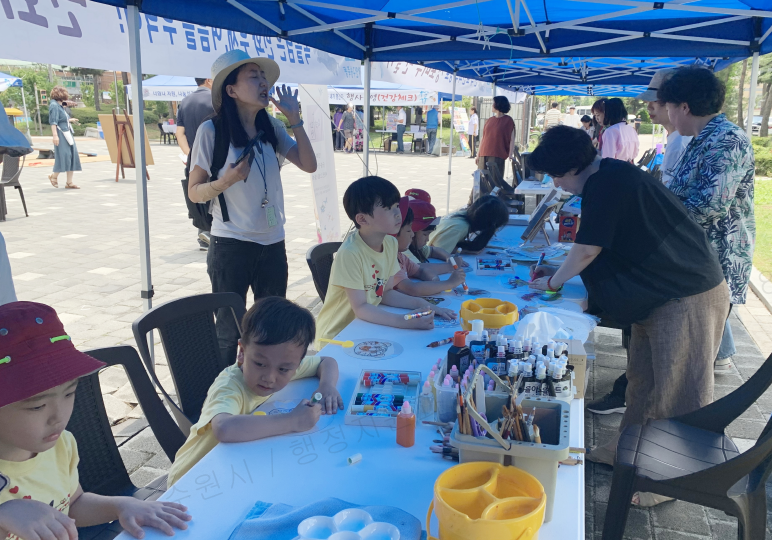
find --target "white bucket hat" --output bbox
[210,49,280,113]
[637,68,677,102]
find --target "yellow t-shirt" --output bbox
[315,232,400,347]
[405,244,432,264]
[167,356,322,486]
[428,215,470,253]
[0,431,79,539]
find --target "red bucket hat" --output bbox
[0,302,106,408]
[405,188,431,203]
[390,196,411,238]
[409,199,438,232]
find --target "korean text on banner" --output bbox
[297,85,341,244]
[0,0,361,84]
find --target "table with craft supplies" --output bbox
[118,222,588,540]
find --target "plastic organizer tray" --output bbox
[344,370,421,428]
[298,509,400,540]
[459,298,519,333]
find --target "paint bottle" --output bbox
[508,359,518,378]
[437,376,457,423]
[491,345,508,377]
[546,347,555,360]
[531,340,540,359]
[447,331,471,374]
[470,332,489,367]
[487,379,495,391]
[553,366,573,399]
[420,381,434,417]
[396,400,416,448]
[513,340,523,361]
[523,338,531,357]
[535,364,548,396]
[521,363,539,396]
[449,365,460,383]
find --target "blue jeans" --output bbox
[426,128,437,154]
[396,124,405,152]
[716,315,736,361]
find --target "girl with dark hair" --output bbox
[476,96,515,178]
[428,195,509,254]
[590,98,606,150]
[187,49,317,364]
[600,97,639,162]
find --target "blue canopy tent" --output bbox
[88,0,772,324]
[0,72,31,141]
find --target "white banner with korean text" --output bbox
[297,84,341,244]
[0,0,361,85]
[328,88,437,107]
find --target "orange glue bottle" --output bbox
[396,400,416,448]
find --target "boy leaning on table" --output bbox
[0,301,192,540]
[167,297,343,487]
[314,176,457,348]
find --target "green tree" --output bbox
[638,108,650,122]
[2,67,57,133]
[109,80,126,111]
[758,53,772,137]
[71,68,104,111]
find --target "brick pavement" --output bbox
[3,137,772,538]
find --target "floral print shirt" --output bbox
[669,114,755,304]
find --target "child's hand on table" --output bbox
[116,499,191,538]
[0,499,77,540]
[403,311,435,330]
[314,382,345,415]
[448,268,466,287]
[288,399,322,431]
[434,307,458,320]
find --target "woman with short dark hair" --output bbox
[659,66,755,371]
[528,126,729,483]
[590,98,606,149]
[600,97,639,162]
[47,86,81,189]
[475,95,515,180]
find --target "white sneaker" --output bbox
[714,357,732,372]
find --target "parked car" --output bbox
[747,115,772,136]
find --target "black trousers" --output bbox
[469,135,477,157]
[207,236,288,365]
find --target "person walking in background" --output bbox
[543,101,562,129]
[591,98,607,150]
[338,104,356,154]
[600,98,639,162]
[333,107,344,150]
[47,86,81,189]
[177,77,215,251]
[634,114,642,133]
[396,105,406,154]
[425,105,439,155]
[563,105,582,128]
[476,96,515,180]
[467,106,479,158]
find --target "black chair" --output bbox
[306,242,342,302]
[0,154,29,221]
[68,346,186,540]
[132,292,246,431]
[157,122,167,144]
[603,352,772,540]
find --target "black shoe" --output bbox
[586,392,626,415]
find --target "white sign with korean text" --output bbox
[0,1,361,85]
[297,84,341,243]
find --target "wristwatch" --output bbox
[289,119,304,129]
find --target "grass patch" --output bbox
[756,178,772,279]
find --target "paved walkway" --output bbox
[4,137,772,538]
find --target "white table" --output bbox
[515,180,571,198]
[161,124,177,134]
[118,224,586,540]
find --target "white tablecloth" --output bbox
[162,124,176,134]
[117,224,586,540]
[515,180,569,198]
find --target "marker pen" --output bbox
[405,310,433,320]
[450,253,469,292]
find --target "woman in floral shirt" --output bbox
[660,67,755,371]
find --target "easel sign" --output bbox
[521,195,562,246]
[99,113,153,182]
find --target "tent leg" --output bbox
[492,81,497,98]
[446,70,457,215]
[20,87,31,142]
[127,4,155,361]
[746,51,760,140]
[363,57,371,176]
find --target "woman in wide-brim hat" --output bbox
[187,49,317,364]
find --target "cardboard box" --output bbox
[558,214,580,243]
[566,339,587,399]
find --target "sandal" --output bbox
[65,182,80,189]
[48,174,58,188]
[632,492,674,507]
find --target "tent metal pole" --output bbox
[113,70,120,114]
[746,51,759,140]
[446,70,456,215]
[363,57,371,176]
[127,4,155,360]
[20,86,31,142]
[492,81,497,97]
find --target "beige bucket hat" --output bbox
[637,68,677,102]
[211,49,280,112]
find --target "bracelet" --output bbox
[289,119,304,129]
[547,276,563,292]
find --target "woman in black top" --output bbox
[528,126,729,485]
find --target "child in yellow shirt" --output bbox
[315,176,455,346]
[0,301,192,540]
[168,296,342,486]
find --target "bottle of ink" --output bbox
[420,381,434,417]
[531,340,540,359]
[447,331,471,374]
[487,379,496,392]
[546,347,555,360]
[553,366,573,399]
[469,323,488,367]
[535,364,548,396]
[508,359,518,378]
[521,364,539,397]
[513,340,523,361]
[396,400,416,447]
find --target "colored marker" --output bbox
[405,310,433,320]
[309,392,323,405]
[363,372,419,386]
[449,255,469,292]
[427,337,454,348]
[536,252,546,266]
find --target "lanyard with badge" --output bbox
[234,131,278,228]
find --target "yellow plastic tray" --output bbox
[460,298,519,331]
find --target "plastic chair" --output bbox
[0,154,28,221]
[306,242,342,302]
[69,346,186,540]
[602,352,772,540]
[132,292,247,431]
